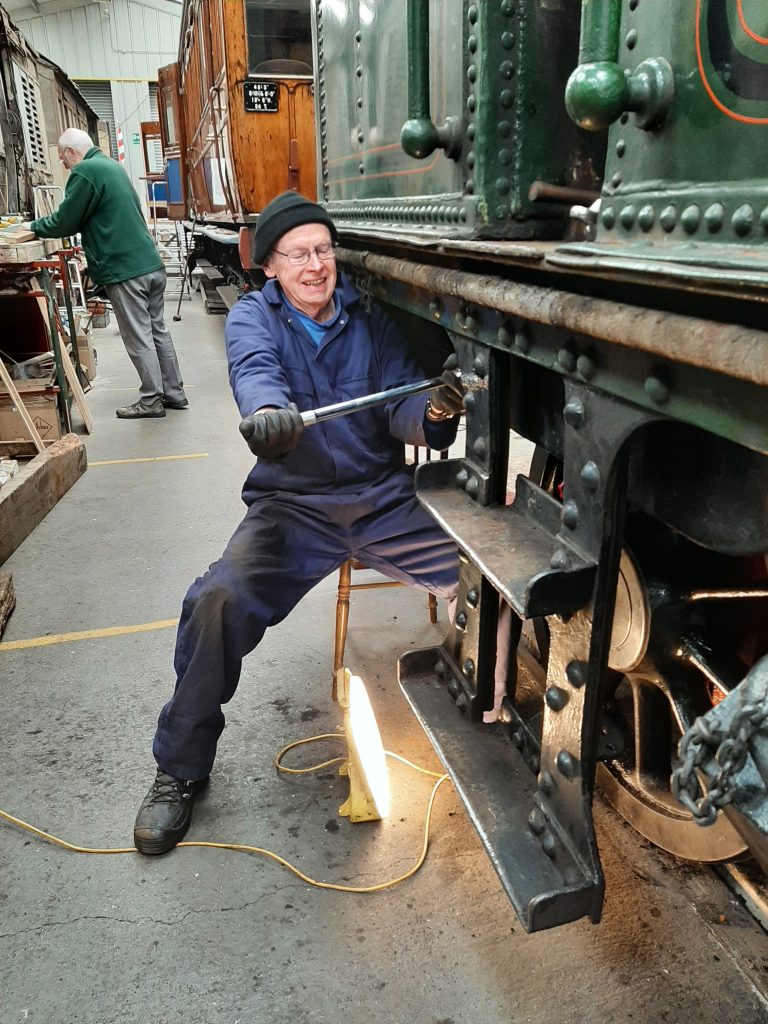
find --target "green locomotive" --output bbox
[315,0,768,932]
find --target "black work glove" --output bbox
[427,354,465,420]
[239,402,304,458]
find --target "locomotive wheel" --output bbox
[528,450,766,862]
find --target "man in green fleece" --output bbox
[26,127,188,419]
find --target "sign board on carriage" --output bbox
[244,81,279,113]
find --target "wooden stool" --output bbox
[333,558,438,687]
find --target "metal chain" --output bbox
[672,699,768,826]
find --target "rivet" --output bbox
[464,392,476,410]
[705,202,725,233]
[456,692,469,712]
[473,354,487,376]
[466,589,479,608]
[577,353,596,380]
[565,661,586,687]
[467,151,475,169]
[557,346,577,372]
[357,97,363,108]
[468,64,477,83]
[515,329,531,353]
[500,60,515,79]
[355,65,363,77]
[456,468,469,487]
[539,770,555,796]
[496,177,511,195]
[467,124,476,141]
[447,678,460,699]
[556,750,578,779]
[462,658,475,678]
[528,808,546,836]
[498,120,511,137]
[580,461,600,491]
[638,204,655,231]
[660,205,677,232]
[550,549,569,570]
[501,31,515,48]
[466,178,475,194]
[545,686,569,711]
[501,0,515,14]
[541,832,557,857]
[498,322,514,347]
[561,501,579,529]
[495,205,509,220]
[500,89,514,108]
[611,172,622,188]
[468,34,478,53]
[435,659,445,678]
[620,204,636,229]
[468,3,478,23]
[358,163,365,174]
[498,148,512,165]
[357,131,364,144]
[616,139,626,157]
[355,31,361,43]
[625,28,638,49]
[563,398,584,427]
[681,205,700,234]
[644,373,670,405]
[732,204,755,237]
[602,206,616,229]
[466,476,480,498]
[472,437,488,458]
[467,96,477,113]
[456,611,467,629]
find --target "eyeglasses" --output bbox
[272,242,338,266]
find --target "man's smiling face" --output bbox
[263,223,337,322]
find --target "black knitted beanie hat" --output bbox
[253,191,338,265]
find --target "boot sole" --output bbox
[115,411,166,419]
[134,826,190,856]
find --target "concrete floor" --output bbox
[1,290,767,1024]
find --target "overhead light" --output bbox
[336,669,390,822]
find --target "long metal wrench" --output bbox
[299,371,480,427]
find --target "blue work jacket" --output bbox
[224,275,457,500]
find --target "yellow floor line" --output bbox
[0,618,179,651]
[89,453,208,466]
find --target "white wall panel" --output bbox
[13,0,181,203]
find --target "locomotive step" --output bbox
[399,646,604,933]
[414,459,595,619]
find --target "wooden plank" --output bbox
[0,439,57,458]
[0,572,15,639]
[59,343,94,433]
[216,284,238,310]
[0,434,87,565]
[0,361,45,453]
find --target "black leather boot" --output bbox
[133,770,208,855]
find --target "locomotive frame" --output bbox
[157,0,768,934]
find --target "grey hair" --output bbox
[58,128,94,154]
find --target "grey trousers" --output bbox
[106,269,186,404]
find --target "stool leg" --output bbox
[428,592,438,624]
[333,559,353,698]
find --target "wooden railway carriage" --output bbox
[158,0,317,231]
[313,0,768,932]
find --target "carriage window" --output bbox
[245,0,313,76]
[164,97,177,146]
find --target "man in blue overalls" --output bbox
[133,192,465,854]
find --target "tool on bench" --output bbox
[299,371,481,427]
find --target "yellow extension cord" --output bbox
[0,733,451,894]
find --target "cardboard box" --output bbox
[76,331,97,381]
[0,390,61,444]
